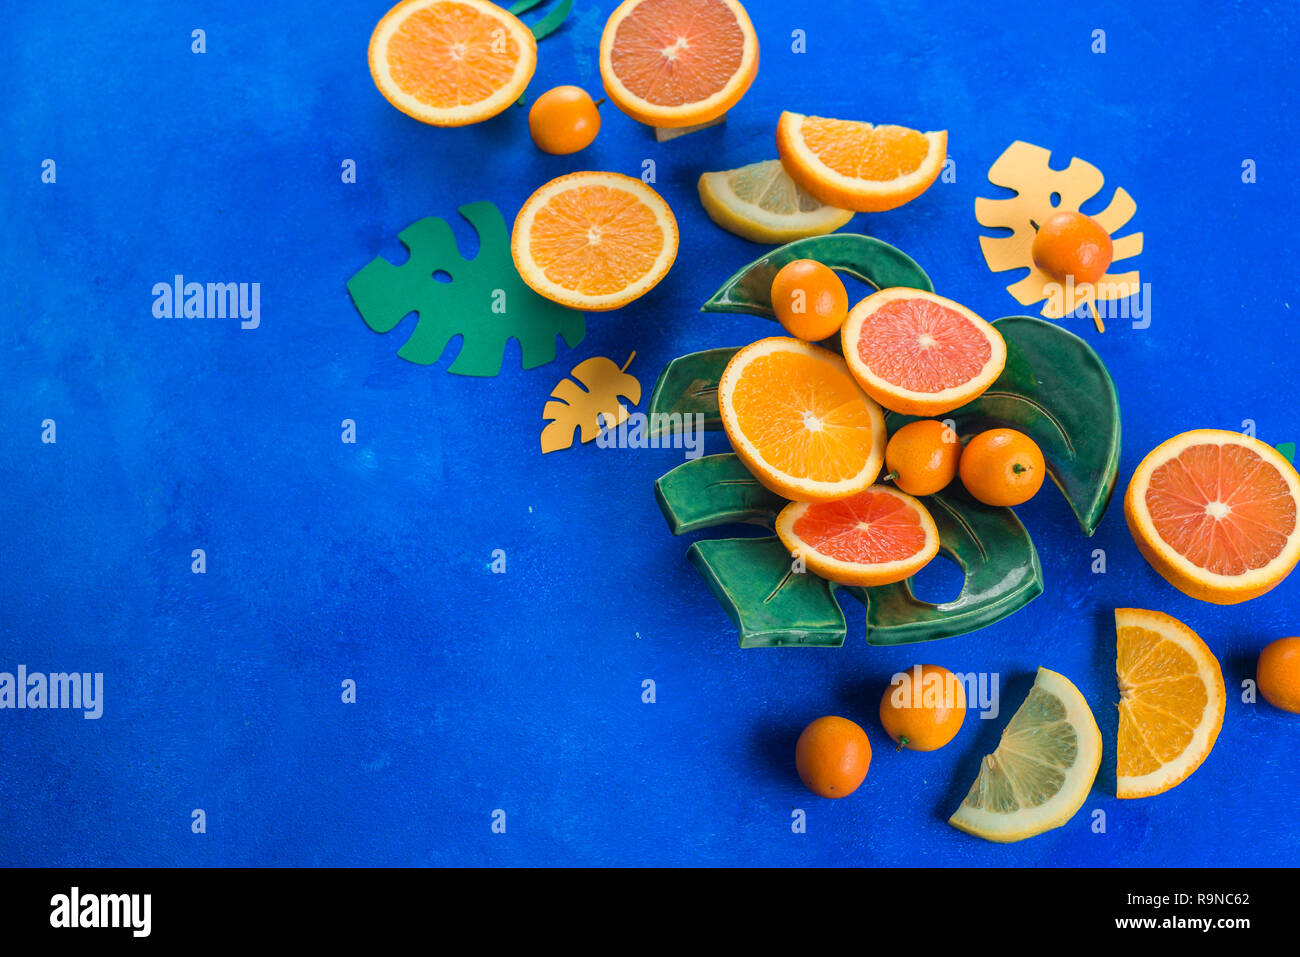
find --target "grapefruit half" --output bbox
[775,485,939,587]
[1124,430,1300,604]
[840,288,1006,416]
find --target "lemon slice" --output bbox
[949,667,1101,843]
[697,160,853,244]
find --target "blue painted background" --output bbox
[2,0,1296,866]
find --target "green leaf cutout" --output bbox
[885,316,1120,535]
[655,454,1041,647]
[1278,442,1296,464]
[347,202,585,377]
[701,233,934,320]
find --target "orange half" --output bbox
[1115,608,1225,798]
[841,288,1006,416]
[511,171,679,311]
[776,486,940,586]
[718,338,886,502]
[776,112,947,212]
[599,0,759,128]
[369,0,537,127]
[1124,430,1300,604]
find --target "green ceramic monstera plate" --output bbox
[650,234,1120,647]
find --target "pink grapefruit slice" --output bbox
[1124,429,1300,604]
[599,0,759,129]
[840,288,1006,416]
[775,485,940,587]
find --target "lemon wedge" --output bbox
[949,667,1101,843]
[697,160,853,244]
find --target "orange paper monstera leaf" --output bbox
[976,141,1143,331]
[540,352,642,453]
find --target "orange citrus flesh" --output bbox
[532,187,661,296]
[1145,442,1296,576]
[600,0,758,127]
[841,289,1006,416]
[610,0,742,106]
[1125,430,1300,604]
[776,112,947,212]
[1115,608,1225,798]
[369,0,536,126]
[791,491,929,564]
[856,297,991,393]
[718,339,885,503]
[775,486,939,586]
[799,118,933,181]
[389,7,519,105]
[732,353,876,484]
[511,172,678,311]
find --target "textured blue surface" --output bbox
[1,0,1297,867]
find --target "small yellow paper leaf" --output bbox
[540,352,642,454]
[975,141,1143,324]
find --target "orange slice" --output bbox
[1115,608,1226,798]
[1124,430,1300,604]
[511,171,679,311]
[840,288,1006,416]
[599,0,759,128]
[368,0,537,127]
[718,338,886,502]
[776,112,947,212]
[775,486,939,586]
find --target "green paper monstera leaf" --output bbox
[348,202,585,377]
[655,454,1042,647]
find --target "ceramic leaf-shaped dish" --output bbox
[650,234,1120,646]
[655,454,1042,647]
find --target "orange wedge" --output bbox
[718,338,886,502]
[775,486,939,586]
[368,0,537,127]
[776,112,947,212]
[1115,608,1226,798]
[511,171,679,311]
[1125,430,1300,604]
[841,288,1006,416]
[599,0,759,128]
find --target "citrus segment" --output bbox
[841,288,1006,416]
[369,0,537,127]
[698,160,853,244]
[511,171,679,311]
[600,0,759,128]
[775,486,939,586]
[949,667,1101,843]
[1124,430,1300,603]
[1115,608,1225,798]
[776,112,947,212]
[717,338,886,502]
